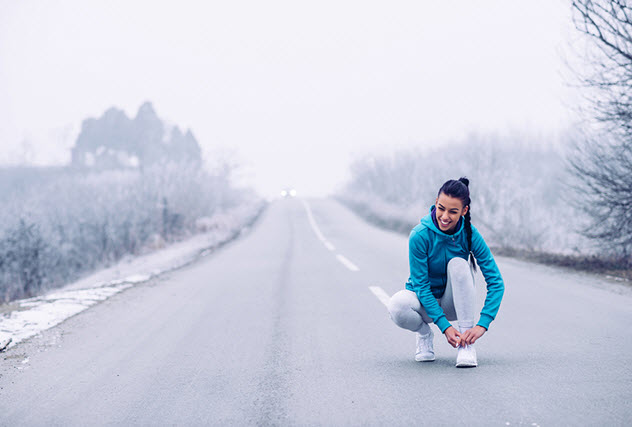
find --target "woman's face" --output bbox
[435,193,468,233]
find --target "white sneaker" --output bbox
[455,343,477,367]
[415,330,435,362]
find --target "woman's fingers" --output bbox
[460,329,476,345]
[461,326,485,345]
[464,332,474,345]
[445,326,462,348]
[452,330,462,348]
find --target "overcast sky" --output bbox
[0,0,576,196]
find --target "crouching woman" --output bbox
[388,177,504,367]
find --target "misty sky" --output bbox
[0,0,576,196]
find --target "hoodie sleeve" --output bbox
[470,226,505,330]
[408,229,452,333]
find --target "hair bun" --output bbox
[458,177,470,187]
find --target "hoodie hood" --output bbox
[421,205,465,237]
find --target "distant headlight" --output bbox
[289,189,297,197]
[281,190,288,197]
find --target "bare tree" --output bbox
[569,0,632,262]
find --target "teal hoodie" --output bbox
[405,206,504,333]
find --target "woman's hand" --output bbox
[443,326,462,348]
[460,325,487,345]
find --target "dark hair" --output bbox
[438,177,477,271]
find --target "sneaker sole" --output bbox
[455,362,477,368]
[415,356,436,362]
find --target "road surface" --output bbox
[1,198,631,426]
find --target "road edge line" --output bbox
[369,286,391,307]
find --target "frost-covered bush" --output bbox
[340,133,590,254]
[0,220,50,298]
[0,162,259,302]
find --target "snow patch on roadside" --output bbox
[0,283,132,349]
[0,202,265,351]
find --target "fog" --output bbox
[0,1,591,301]
[0,0,575,197]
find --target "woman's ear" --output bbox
[462,205,469,216]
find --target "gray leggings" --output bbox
[387,257,475,334]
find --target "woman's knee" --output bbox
[387,290,422,329]
[448,257,473,285]
[388,290,420,313]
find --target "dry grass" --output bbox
[491,246,631,282]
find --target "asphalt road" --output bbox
[1,198,631,426]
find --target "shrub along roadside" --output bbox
[0,163,261,302]
[491,247,631,281]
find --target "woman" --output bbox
[387,177,504,367]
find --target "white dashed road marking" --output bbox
[369,286,391,307]
[302,200,336,251]
[336,254,359,272]
[301,200,360,272]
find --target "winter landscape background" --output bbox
[1,2,631,425]
[1,0,631,303]
[0,102,261,302]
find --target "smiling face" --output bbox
[435,193,469,233]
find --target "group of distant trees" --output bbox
[0,103,260,302]
[71,102,202,170]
